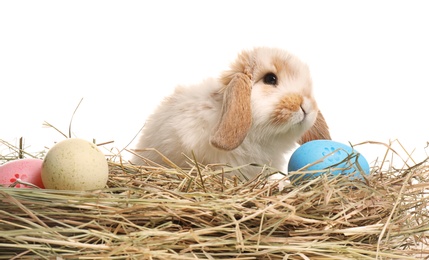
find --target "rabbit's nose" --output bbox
[271,93,304,124]
[300,104,307,115]
[300,97,315,115]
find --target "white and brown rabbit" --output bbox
[130,47,330,179]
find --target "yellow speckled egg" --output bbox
[41,138,108,190]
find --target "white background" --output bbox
[1,1,429,167]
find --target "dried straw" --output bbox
[1,139,429,259]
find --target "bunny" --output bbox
[130,47,331,179]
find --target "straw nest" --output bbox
[1,140,429,259]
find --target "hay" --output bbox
[1,140,429,259]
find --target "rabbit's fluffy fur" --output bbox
[130,47,330,179]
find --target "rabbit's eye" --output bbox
[263,73,278,86]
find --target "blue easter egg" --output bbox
[288,140,370,184]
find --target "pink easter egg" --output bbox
[0,158,44,188]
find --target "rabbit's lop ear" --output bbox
[298,110,331,145]
[210,70,253,151]
[210,72,252,150]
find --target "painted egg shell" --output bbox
[288,140,370,184]
[0,158,44,188]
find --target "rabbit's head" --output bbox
[210,47,327,151]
